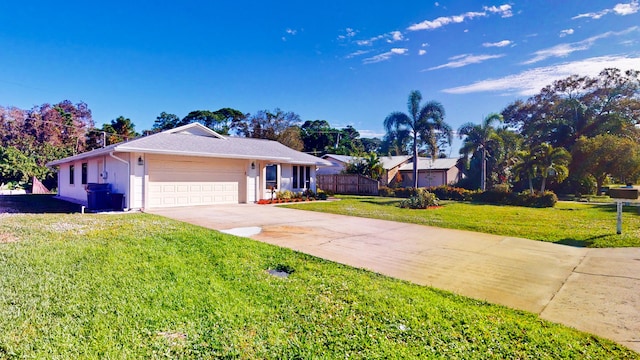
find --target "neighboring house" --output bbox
[46,123,331,210]
[398,157,461,188]
[318,154,411,186]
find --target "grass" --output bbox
[284,196,640,248]
[1,211,637,358]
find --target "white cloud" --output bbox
[407,11,486,31]
[482,40,512,47]
[614,0,640,15]
[356,34,385,46]
[388,31,404,42]
[408,4,511,31]
[286,29,297,35]
[483,4,513,18]
[337,27,357,40]
[559,29,574,37]
[345,49,371,59]
[427,54,505,70]
[572,0,639,19]
[523,26,639,64]
[442,55,640,95]
[419,49,427,56]
[363,48,408,64]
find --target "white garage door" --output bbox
[147,156,245,208]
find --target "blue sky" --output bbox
[1,1,639,154]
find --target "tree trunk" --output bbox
[528,175,534,193]
[481,148,486,191]
[540,175,547,193]
[413,133,418,188]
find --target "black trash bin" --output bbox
[86,183,111,210]
[111,193,124,211]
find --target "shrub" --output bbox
[472,188,515,204]
[379,187,396,197]
[427,185,475,201]
[516,191,558,208]
[316,189,328,200]
[277,190,294,200]
[399,189,439,209]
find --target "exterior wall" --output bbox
[55,154,130,206]
[261,163,317,199]
[400,170,448,188]
[446,166,461,184]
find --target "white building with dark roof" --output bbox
[47,123,331,210]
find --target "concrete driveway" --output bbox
[148,204,640,353]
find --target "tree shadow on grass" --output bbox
[0,194,82,214]
[554,234,613,248]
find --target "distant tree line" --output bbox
[2,67,638,195]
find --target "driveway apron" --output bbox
[147,204,640,353]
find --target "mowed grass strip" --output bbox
[284,196,640,248]
[0,213,636,358]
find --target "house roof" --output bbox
[321,154,411,170]
[398,157,459,171]
[47,123,332,167]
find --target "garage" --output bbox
[147,155,246,208]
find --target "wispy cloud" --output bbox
[483,4,513,18]
[482,40,512,47]
[407,4,512,31]
[523,26,639,64]
[559,29,574,37]
[442,55,640,95]
[572,0,639,19]
[363,48,408,64]
[427,54,504,70]
[337,27,357,40]
[345,49,371,59]
[355,31,405,46]
[419,49,427,56]
[282,28,299,41]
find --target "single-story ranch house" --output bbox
[47,123,331,210]
[318,154,412,186]
[318,154,460,187]
[398,157,461,188]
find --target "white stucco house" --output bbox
[46,123,331,210]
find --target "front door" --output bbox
[247,161,258,203]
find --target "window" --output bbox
[266,164,277,189]
[69,165,75,185]
[292,166,312,189]
[81,163,88,185]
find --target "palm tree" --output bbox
[533,143,571,192]
[384,90,450,188]
[458,113,503,191]
[512,149,538,193]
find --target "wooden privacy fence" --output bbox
[317,174,379,195]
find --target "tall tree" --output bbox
[300,120,336,155]
[458,113,503,190]
[572,134,640,193]
[533,143,571,193]
[384,90,450,188]
[102,116,138,145]
[511,150,538,193]
[152,112,181,132]
[232,108,301,142]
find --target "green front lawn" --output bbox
[284,196,640,248]
[0,212,636,358]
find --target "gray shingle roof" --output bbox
[48,123,331,167]
[398,157,459,171]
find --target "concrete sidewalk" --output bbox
[148,204,640,352]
